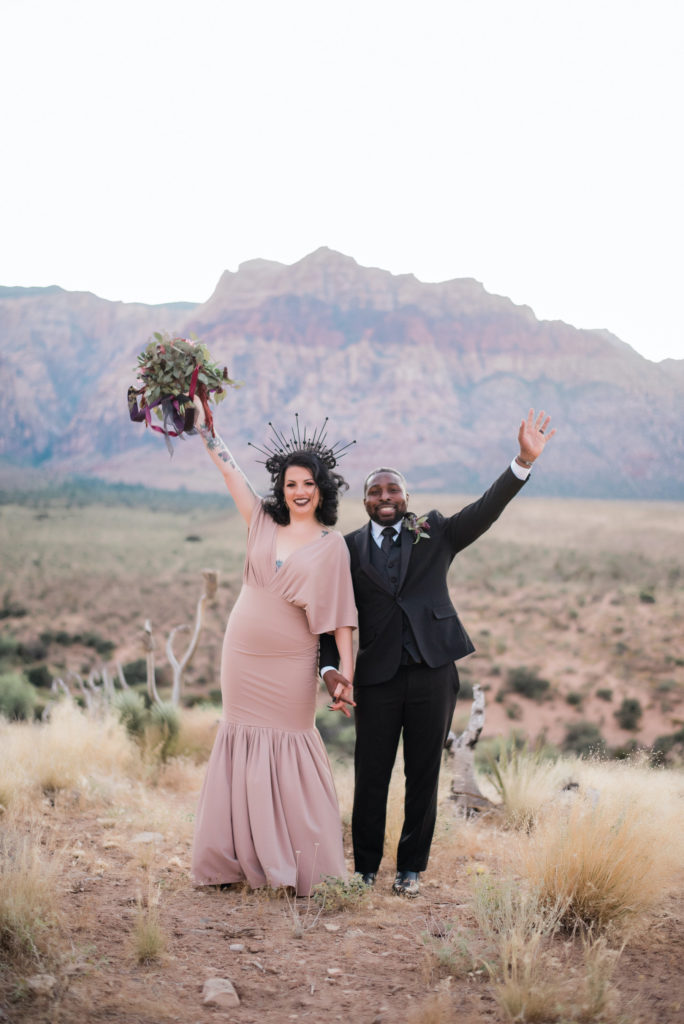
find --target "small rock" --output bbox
[202,977,240,1009]
[326,967,343,976]
[229,943,244,952]
[131,832,164,844]
[26,974,57,996]
[323,923,340,932]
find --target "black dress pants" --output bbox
[351,661,459,875]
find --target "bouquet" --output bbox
[128,333,240,452]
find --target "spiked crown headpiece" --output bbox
[249,415,355,482]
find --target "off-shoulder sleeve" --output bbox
[298,532,358,636]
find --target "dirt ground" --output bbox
[3,781,683,1024]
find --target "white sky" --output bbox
[2,0,683,362]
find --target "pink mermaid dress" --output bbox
[191,502,357,895]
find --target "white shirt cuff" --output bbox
[510,457,531,481]
[320,665,337,678]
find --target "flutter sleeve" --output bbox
[298,532,358,636]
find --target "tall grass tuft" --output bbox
[133,881,166,964]
[0,827,63,964]
[520,757,684,930]
[486,742,572,829]
[472,877,620,1022]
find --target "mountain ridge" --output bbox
[1,249,681,498]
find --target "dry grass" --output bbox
[0,702,142,811]
[471,876,621,1022]
[518,756,684,930]
[132,880,167,964]
[0,824,64,966]
[484,743,579,829]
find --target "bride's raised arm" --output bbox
[193,399,259,525]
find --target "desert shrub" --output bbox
[614,697,642,731]
[0,672,37,720]
[0,632,18,661]
[506,666,550,701]
[506,702,522,720]
[112,691,148,737]
[82,631,115,657]
[312,874,370,911]
[122,658,147,685]
[148,701,181,761]
[26,664,53,689]
[596,688,613,702]
[17,637,48,662]
[208,688,222,704]
[638,588,656,603]
[651,727,684,762]
[565,690,583,706]
[562,721,606,756]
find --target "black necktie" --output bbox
[381,526,396,556]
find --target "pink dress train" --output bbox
[191,503,357,895]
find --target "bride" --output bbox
[190,406,357,895]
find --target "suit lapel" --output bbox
[397,520,413,590]
[354,522,394,595]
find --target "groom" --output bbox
[320,409,555,896]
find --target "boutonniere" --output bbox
[402,513,431,545]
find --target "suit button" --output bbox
[390,576,397,583]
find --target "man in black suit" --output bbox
[320,409,555,896]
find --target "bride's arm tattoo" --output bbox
[197,423,258,495]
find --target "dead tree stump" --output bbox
[445,683,497,814]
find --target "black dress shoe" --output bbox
[392,870,420,897]
[360,872,376,886]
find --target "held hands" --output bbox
[517,409,556,467]
[323,668,356,719]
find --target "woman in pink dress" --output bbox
[190,408,357,895]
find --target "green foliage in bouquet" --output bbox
[136,333,238,421]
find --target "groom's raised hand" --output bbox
[517,408,556,466]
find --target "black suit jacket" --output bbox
[320,466,526,686]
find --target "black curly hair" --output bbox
[262,452,349,526]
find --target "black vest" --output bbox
[369,529,423,664]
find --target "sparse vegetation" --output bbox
[563,721,606,756]
[312,873,370,911]
[506,666,551,702]
[614,697,643,731]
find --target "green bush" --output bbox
[506,666,550,701]
[596,688,613,702]
[0,632,18,661]
[0,672,37,720]
[82,631,115,657]
[651,727,684,762]
[112,691,147,737]
[562,721,606,757]
[122,659,148,686]
[26,665,53,689]
[149,701,181,761]
[565,691,583,706]
[614,698,642,731]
